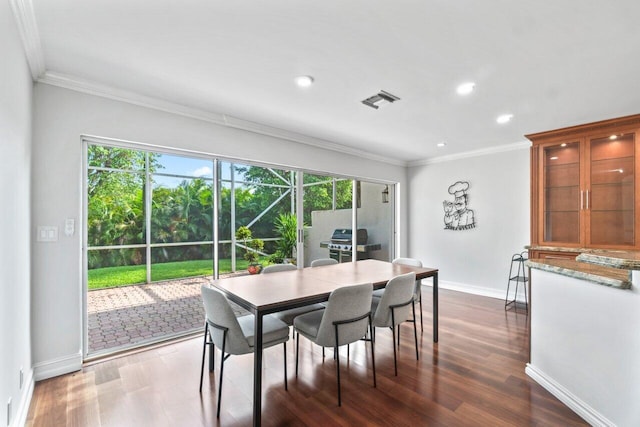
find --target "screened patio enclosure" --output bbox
[84,139,394,357]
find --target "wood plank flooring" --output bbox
[26,289,587,426]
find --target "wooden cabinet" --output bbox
[527,249,581,260]
[529,114,640,254]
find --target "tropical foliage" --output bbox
[87,145,352,276]
[273,212,299,260]
[235,226,264,264]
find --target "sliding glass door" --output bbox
[84,138,395,357]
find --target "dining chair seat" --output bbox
[272,305,325,325]
[237,315,291,347]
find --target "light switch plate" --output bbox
[37,226,58,242]
[64,218,75,236]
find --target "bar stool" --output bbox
[505,251,528,312]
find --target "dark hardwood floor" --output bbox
[26,289,587,426]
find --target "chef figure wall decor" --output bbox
[443,181,476,230]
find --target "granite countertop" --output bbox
[527,245,640,258]
[527,246,640,269]
[526,258,632,290]
[526,245,584,253]
[576,252,640,270]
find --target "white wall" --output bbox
[527,269,640,426]
[407,147,530,298]
[1,2,34,426]
[31,83,407,378]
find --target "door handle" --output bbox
[580,190,584,210]
[586,190,590,210]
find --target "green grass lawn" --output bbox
[88,258,261,289]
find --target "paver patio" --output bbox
[87,274,249,355]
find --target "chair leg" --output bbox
[209,338,215,372]
[295,331,300,377]
[369,315,376,388]
[391,310,398,376]
[199,322,210,393]
[412,301,419,361]
[283,342,288,391]
[419,297,424,332]
[216,330,227,419]
[334,325,342,406]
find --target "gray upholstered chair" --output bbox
[310,258,339,267]
[373,257,424,331]
[263,263,325,326]
[199,285,290,418]
[293,283,375,406]
[261,263,297,274]
[371,271,418,375]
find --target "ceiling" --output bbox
[17,0,640,164]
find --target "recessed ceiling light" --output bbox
[456,82,475,96]
[437,142,447,147]
[295,75,314,87]
[496,114,514,124]
[609,135,618,140]
[560,143,567,147]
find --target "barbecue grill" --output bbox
[319,228,381,262]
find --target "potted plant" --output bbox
[235,226,264,274]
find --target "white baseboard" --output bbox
[11,368,34,427]
[525,363,613,427]
[33,352,82,381]
[421,279,527,303]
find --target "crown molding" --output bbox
[9,0,45,80]
[39,72,229,125]
[38,71,407,167]
[221,115,405,166]
[408,140,531,167]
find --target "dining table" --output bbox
[210,258,439,426]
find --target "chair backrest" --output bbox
[392,257,422,268]
[310,258,339,267]
[392,257,422,299]
[201,285,252,355]
[372,272,416,327]
[261,263,297,274]
[315,283,373,348]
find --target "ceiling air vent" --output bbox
[361,90,400,109]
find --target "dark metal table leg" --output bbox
[253,311,263,426]
[433,273,439,343]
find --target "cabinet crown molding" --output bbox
[526,113,640,144]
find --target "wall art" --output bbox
[443,181,476,230]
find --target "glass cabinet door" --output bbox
[588,133,635,246]
[542,141,581,244]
